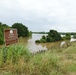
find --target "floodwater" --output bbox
[1,34,76,53]
[21,34,76,53]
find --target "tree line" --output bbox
[33,31,76,35]
[35,30,72,43]
[0,22,32,45]
[59,32,76,35]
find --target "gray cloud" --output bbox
[0,0,76,32]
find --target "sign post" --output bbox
[4,29,18,46]
[4,29,18,62]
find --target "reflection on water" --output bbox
[27,34,60,53]
[27,34,47,53]
[27,43,47,53]
[24,34,76,53]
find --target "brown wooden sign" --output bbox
[4,29,18,46]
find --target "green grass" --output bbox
[0,42,76,75]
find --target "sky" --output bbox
[0,0,76,32]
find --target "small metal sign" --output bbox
[4,29,18,46]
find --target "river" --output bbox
[21,34,76,53]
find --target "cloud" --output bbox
[0,0,76,32]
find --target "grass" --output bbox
[0,42,76,75]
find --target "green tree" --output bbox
[0,23,4,44]
[35,30,62,43]
[46,36,54,42]
[0,22,9,44]
[0,30,4,44]
[1,24,9,33]
[65,33,71,40]
[48,30,62,42]
[42,35,46,39]
[12,23,29,37]
[40,35,46,43]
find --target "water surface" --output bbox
[25,34,75,53]
[18,34,76,53]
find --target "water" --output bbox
[19,34,76,53]
[0,34,76,53]
[28,34,62,53]
[27,34,48,53]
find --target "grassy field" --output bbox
[0,42,76,75]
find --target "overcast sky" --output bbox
[0,0,76,32]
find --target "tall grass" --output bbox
[0,44,62,75]
[0,44,31,66]
[0,42,76,75]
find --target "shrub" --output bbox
[46,36,54,42]
[35,40,41,43]
[40,39,46,43]
[65,33,71,40]
[42,35,46,39]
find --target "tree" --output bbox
[65,33,71,40]
[35,30,62,43]
[0,30,4,44]
[48,30,62,42]
[42,35,46,39]
[0,22,9,44]
[12,23,29,37]
[1,24,9,33]
[0,23,4,44]
[46,36,54,42]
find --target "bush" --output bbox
[62,33,71,40]
[65,33,71,40]
[42,35,46,39]
[40,39,46,43]
[35,40,41,43]
[46,36,54,42]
